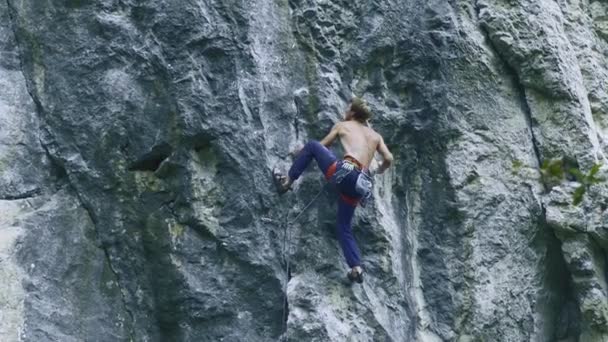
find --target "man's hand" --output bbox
[376,136,393,174]
[376,160,392,175]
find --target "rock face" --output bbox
[1,0,607,341]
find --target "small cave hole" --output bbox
[190,132,215,152]
[128,143,173,172]
[50,159,68,181]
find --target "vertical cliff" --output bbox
[1,0,607,341]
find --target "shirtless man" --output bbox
[274,97,394,283]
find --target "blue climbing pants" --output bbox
[288,141,362,268]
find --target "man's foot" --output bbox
[347,267,363,284]
[272,167,292,195]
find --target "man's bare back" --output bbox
[337,121,379,167]
[320,116,393,174]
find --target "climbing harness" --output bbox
[329,158,374,208]
[355,172,373,207]
[281,184,328,332]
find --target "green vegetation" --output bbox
[303,52,321,123]
[168,222,185,239]
[540,158,605,205]
[540,158,566,181]
[66,0,84,8]
[569,164,606,205]
[511,159,524,175]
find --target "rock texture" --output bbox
[1,0,607,341]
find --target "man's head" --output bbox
[345,97,372,123]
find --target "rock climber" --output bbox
[273,97,394,283]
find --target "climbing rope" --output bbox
[281,183,328,333]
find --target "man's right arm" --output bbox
[376,136,393,174]
[320,122,340,147]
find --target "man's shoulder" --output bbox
[333,121,345,133]
[367,126,381,137]
[371,129,383,144]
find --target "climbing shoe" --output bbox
[347,269,364,284]
[272,167,291,195]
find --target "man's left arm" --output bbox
[320,122,340,147]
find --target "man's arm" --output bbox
[320,122,340,147]
[376,136,393,174]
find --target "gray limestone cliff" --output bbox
[1,0,608,341]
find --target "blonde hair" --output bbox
[350,97,372,122]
